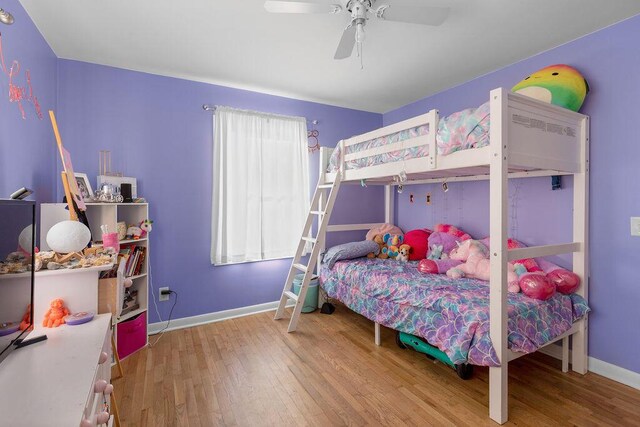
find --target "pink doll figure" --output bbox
[535,257,581,294]
[514,263,556,300]
[447,240,520,293]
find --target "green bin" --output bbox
[292,274,319,313]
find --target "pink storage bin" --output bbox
[116,311,146,359]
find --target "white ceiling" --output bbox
[19,0,640,113]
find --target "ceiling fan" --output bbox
[264,0,450,62]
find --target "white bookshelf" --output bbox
[40,202,150,357]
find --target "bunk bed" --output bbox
[310,88,589,424]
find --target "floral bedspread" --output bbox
[319,258,589,366]
[327,101,491,172]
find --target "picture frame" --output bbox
[74,173,93,200]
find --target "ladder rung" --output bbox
[318,184,334,189]
[310,211,324,215]
[283,291,299,302]
[302,237,317,244]
[293,263,308,272]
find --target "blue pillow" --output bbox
[322,240,380,269]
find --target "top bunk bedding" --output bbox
[319,258,589,367]
[327,101,490,172]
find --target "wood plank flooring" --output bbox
[114,304,640,426]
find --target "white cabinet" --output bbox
[0,314,113,426]
[41,203,150,358]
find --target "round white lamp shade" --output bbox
[46,220,91,253]
[18,225,33,254]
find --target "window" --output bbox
[211,107,310,265]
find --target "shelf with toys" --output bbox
[40,202,151,359]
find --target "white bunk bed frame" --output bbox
[316,88,589,424]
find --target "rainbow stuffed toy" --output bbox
[512,64,589,112]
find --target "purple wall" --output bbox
[0,0,57,203]
[384,15,640,373]
[56,60,382,324]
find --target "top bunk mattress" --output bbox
[319,258,589,366]
[327,101,490,172]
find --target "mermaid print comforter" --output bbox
[319,258,589,366]
[327,101,491,172]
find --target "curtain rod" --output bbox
[202,104,318,125]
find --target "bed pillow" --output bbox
[403,229,432,260]
[322,240,381,269]
[366,223,403,241]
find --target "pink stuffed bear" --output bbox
[446,240,520,293]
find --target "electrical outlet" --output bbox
[159,287,170,302]
[631,217,640,237]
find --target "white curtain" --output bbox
[211,107,310,265]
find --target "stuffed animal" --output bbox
[367,234,387,259]
[396,244,411,262]
[433,224,472,241]
[418,258,462,274]
[483,237,581,295]
[19,304,31,330]
[42,298,70,328]
[403,229,431,260]
[512,64,589,112]
[383,233,403,259]
[536,258,581,294]
[514,264,556,301]
[446,240,520,293]
[126,226,143,240]
[139,219,153,238]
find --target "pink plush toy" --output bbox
[418,258,462,274]
[433,224,472,241]
[482,237,581,295]
[514,264,556,300]
[419,231,465,274]
[536,258,581,294]
[446,240,520,293]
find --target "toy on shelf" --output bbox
[42,298,70,328]
[139,219,153,238]
[126,226,143,240]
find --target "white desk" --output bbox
[0,314,113,427]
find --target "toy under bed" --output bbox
[319,258,589,367]
[327,101,490,172]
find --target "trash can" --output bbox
[292,274,319,313]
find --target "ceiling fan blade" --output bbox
[264,1,342,14]
[334,25,356,59]
[377,5,450,26]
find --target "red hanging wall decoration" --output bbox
[0,31,43,119]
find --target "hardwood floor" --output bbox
[114,304,640,426]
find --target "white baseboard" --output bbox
[148,300,294,335]
[538,345,640,390]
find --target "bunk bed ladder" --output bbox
[274,175,342,332]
